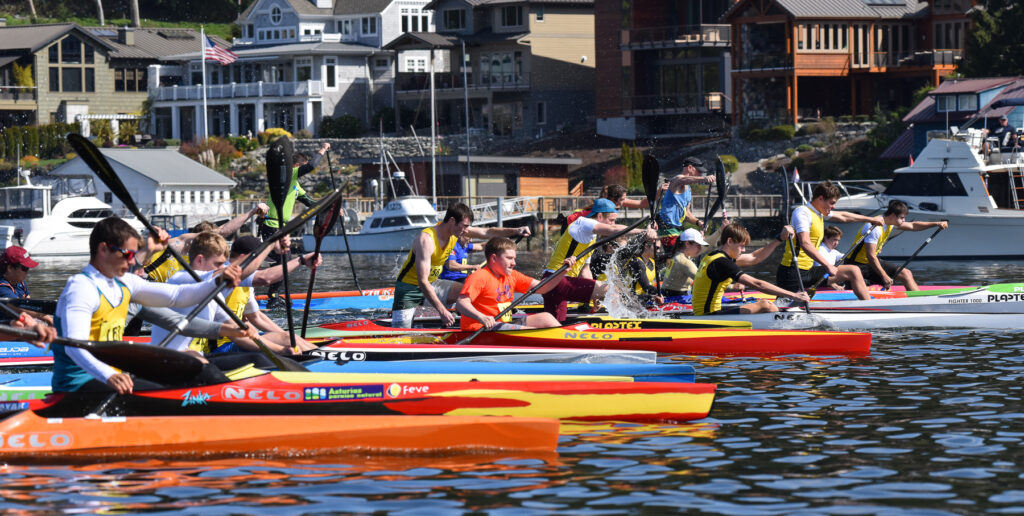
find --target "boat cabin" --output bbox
[0,175,112,223]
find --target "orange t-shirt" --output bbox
[459,266,535,331]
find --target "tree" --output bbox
[961,1,1024,77]
[130,0,140,27]
[12,62,33,89]
[27,0,36,18]
[94,0,104,25]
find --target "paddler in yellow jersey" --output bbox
[693,223,809,316]
[53,217,244,395]
[625,238,664,306]
[541,198,657,321]
[850,199,948,291]
[393,203,530,328]
[777,181,883,300]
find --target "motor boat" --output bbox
[304,171,437,253]
[801,132,1024,259]
[0,174,143,257]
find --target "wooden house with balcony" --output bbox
[595,0,735,139]
[149,0,434,139]
[386,0,596,138]
[724,0,972,127]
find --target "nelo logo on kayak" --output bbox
[587,321,642,329]
[987,293,1024,302]
[221,387,302,401]
[309,350,366,361]
[562,331,614,340]
[304,384,384,402]
[0,432,71,449]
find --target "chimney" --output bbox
[315,0,333,8]
[118,26,135,46]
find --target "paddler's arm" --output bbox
[736,226,793,267]
[217,203,269,238]
[899,220,949,231]
[795,229,840,277]
[59,275,131,393]
[863,240,892,288]
[736,273,810,305]
[455,294,496,330]
[239,235,290,281]
[296,143,330,178]
[464,225,531,240]
[533,256,576,295]
[125,265,242,309]
[828,210,884,226]
[251,250,321,286]
[136,305,252,340]
[9,313,55,347]
[134,227,170,272]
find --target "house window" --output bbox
[406,57,427,72]
[374,57,390,69]
[536,102,546,125]
[271,6,282,25]
[85,68,95,92]
[958,94,977,111]
[338,19,352,36]
[501,6,523,27]
[444,9,465,30]
[296,58,312,81]
[936,95,956,112]
[114,67,147,92]
[47,36,97,93]
[324,57,336,88]
[49,68,59,91]
[535,6,544,22]
[362,16,378,35]
[247,25,254,38]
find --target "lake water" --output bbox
[3,251,1023,514]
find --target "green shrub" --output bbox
[719,154,738,173]
[839,115,853,123]
[784,148,796,158]
[855,114,871,123]
[320,115,365,138]
[797,143,814,152]
[118,121,139,144]
[228,135,259,152]
[748,128,769,141]
[295,128,313,139]
[164,138,181,146]
[791,156,805,170]
[812,140,825,148]
[262,127,293,144]
[91,120,115,144]
[769,125,796,140]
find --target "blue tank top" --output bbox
[439,241,473,281]
[659,187,692,229]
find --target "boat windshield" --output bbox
[0,188,45,219]
[32,175,97,201]
[884,173,968,197]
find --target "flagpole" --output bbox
[201,26,208,142]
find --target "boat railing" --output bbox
[793,179,890,204]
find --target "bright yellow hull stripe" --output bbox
[433,389,715,418]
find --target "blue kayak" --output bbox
[305,360,696,383]
[0,342,53,366]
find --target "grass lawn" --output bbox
[1,15,235,41]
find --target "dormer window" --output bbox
[444,9,465,30]
[271,6,282,25]
[362,16,378,36]
[500,6,523,27]
[958,94,977,111]
[936,95,955,112]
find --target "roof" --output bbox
[85,27,231,61]
[904,77,1024,124]
[424,0,591,8]
[0,23,115,54]
[879,127,915,160]
[240,0,395,21]
[725,0,928,21]
[161,40,378,61]
[383,32,458,50]
[63,149,235,187]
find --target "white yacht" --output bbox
[821,132,1024,259]
[305,171,437,253]
[0,175,143,257]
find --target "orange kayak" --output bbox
[0,411,559,460]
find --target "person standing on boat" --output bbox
[393,203,530,328]
[658,157,716,232]
[693,224,810,315]
[439,235,481,281]
[778,181,883,300]
[53,217,244,395]
[456,237,567,331]
[850,200,948,291]
[542,198,657,322]
[259,142,330,308]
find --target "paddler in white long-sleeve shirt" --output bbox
[53,217,244,395]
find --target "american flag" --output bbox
[204,37,237,65]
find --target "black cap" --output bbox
[230,236,261,256]
[682,156,708,174]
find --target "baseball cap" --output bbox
[230,236,261,256]
[680,228,710,246]
[587,198,618,218]
[1001,115,1009,121]
[1,246,38,269]
[682,156,708,174]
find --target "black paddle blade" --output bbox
[85,341,205,384]
[313,198,342,239]
[641,154,661,207]
[266,136,294,220]
[67,134,142,222]
[780,165,792,222]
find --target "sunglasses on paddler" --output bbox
[106,243,137,262]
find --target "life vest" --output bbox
[781,205,824,271]
[852,224,895,264]
[691,251,733,316]
[397,226,457,286]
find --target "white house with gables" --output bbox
[148,0,434,140]
[49,148,236,224]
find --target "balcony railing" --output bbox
[620,24,731,48]
[396,72,530,93]
[623,93,710,114]
[0,86,36,102]
[736,54,794,71]
[852,48,963,69]
[151,80,324,101]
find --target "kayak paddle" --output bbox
[885,226,944,291]
[641,154,662,296]
[454,216,650,346]
[66,133,312,373]
[326,150,362,292]
[0,297,56,315]
[300,196,342,338]
[780,165,809,313]
[266,136,299,352]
